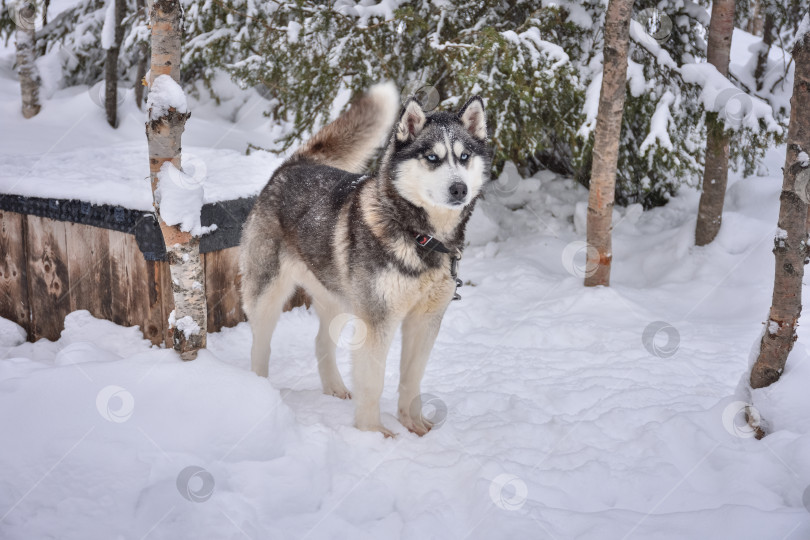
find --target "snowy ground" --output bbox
[3,148,810,537]
[3,37,810,540]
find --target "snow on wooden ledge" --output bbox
[0,144,284,212]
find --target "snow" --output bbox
[287,20,302,43]
[680,62,781,132]
[640,90,675,153]
[3,24,810,539]
[2,141,810,538]
[147,74,189,121]
[168,309,201,339]
[797,14,810,44]
[155,161,216,236]
[626,59,649,97]
[100,0,116,50]
[502,28,569,70]
[681,1,710,27]
[751,342,810,434]
[729,27,793,117]
[577,71,601,138]
[0,318,27,347]
[0,71,286,210]
[629,19,678,70]
[540,0,592,29]
[0,143,281,210]
[347,0,408,27]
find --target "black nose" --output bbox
[448,182,468,203]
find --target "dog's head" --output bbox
[386,97,490,211]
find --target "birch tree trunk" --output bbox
[584,0,634,287]
[694,0,735,246]
[104,0,126,127]
[134,0,149,110]
[14,2,41,119]
[750,22,810,389]
[146,0,207,360]
[747,0,764,37]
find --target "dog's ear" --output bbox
[458,96,487,140]
[396,99,426,143]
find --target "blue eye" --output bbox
[460,153,469,161]
[427,154,439,162]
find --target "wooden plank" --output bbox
[203,246,246,333]
[107,230,134,327]
[108,230,166,346]
[0,211,30,338]
[65,222,112,322]
[25,215,70,341]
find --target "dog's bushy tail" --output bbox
[294,82,400,173]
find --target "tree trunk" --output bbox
[14,2,41,119]
[584,0,634,287]
[750,24,810,390]
[694,0,736,246]
[146,0,207,360]
[104,0,126,127]
[43,0,50,26]
[753,12,775,92]
[134,0,148,109]
[747,0,764,36]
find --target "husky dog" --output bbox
[239,82,490,436]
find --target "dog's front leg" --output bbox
[397,309,446,436]
[352,319,397,437]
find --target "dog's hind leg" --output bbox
[397,310,446,436]
[312,294,352,399]
[243,269,295,378]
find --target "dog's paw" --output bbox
[399,414,434,437]
[323,384,352,400]
[355,422,397,438]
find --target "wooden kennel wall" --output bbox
[0,194,304,346]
